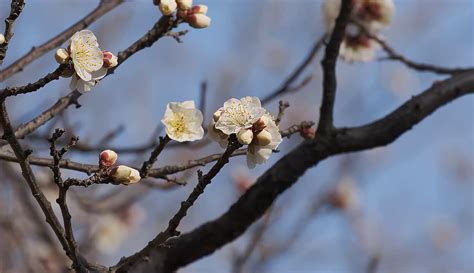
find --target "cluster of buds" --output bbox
[0,34,5,45]
[234,115,273,146]
[99,150,141,185]
[154,0,211,29]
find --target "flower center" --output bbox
[224,103,253,127]
[168,113,187,137]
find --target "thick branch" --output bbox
[0,0,123,81]
[317,0,352,134]
[120,71,474,272]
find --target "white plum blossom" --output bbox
[210,97,282,168]
[322,0,394,63]
[214,96,264,135]
[66,30,119,93]
[161,100,204,142]
[246,113,282,168]
[354,0,395,32]
[69,30,103,82]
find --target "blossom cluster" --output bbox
[157,0,211,29]
[209,97,283,168]
[323,0,395,62]
[54,30,118,93]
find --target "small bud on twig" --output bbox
[55,48,70,64]
[99,149,118,168]
[111,165,141,185]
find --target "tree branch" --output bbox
[119,70,474,272]
[0,0,25,64]
[317,0,352,135]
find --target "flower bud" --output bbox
[177,0,192,10]
[0,34,5,45]
[190,4,208,15]
[102,51,118,68]
[255,129,272,146]
[111,165,141,185]
[237,129,253,145]
[55,48,70,64]
[187,14,211,29]
[253,116,270,131]
[212,108,223,122]
[300,127,316,140]
[99,149,118,168]
[159,0,178,16]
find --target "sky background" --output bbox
[0,0,473,272]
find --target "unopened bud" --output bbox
[111,165,141,185]
[213,108,223,122]
[187,14,211,29]
[102,51,118,68]
[55,48,70,64]
[177,0,192,10]
[0,34,5,45]
[190,4,208,15]
[253,116,270,131]
[237,129,253,145]
[99,149,118,168]
[328,177,358,211]
[300,127,316,140]
[255,129,272,146]
[159,0,178,16]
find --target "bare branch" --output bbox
[0,0,25,64]
[140,135,171,178]
[113,136,243,271]
[317,0,352,135]
[0,64,70,99]
[119,71,474,272]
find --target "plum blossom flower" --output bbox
[161,100,204,142]
[322,0,394,63]
[246,113,282,168]
[354,0,395,32]
[69,30,103,81]
[63,30,118,92]
[214,96,265,135]
[210,97,282,168]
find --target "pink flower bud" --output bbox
[110,165,141,185]
[189,4,208,15]
[187,13,211,29]
[99,149,118,168]
[300,127,316,140]
[102,51,118,68]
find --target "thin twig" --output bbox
[275,100,290,125]
[113,136,243,271]
[140,135,171,178]
[0,0,25,64]
[318,0,352,135]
